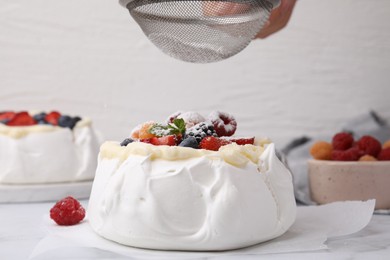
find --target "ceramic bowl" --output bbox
[308,159,390,210]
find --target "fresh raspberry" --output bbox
[166,111,184,124]
[208,111,237,137]
[359,155,377,162]
[177,112,206,128]
[356,135,382,157]
[332,132,354,151]
[221,137,255,145]
[310,141,333,160]
[140,138,152,144]
[199,136,231,151]
[45,111,61,126]
[6,111,37,126]
[378,148,390,161]
[0,111,16,123]
[150,135,177,146]
[331,147,361,161]
[50,196,85,226]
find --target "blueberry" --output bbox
[33,112,46,122]
[37,120,49,125]
[120,138,134,147]
[179,136,199,149]
[58,115,81,129]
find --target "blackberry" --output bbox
[185,122,218,143]
[120,138,134,147]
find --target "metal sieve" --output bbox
[119,0,280,63]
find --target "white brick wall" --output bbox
[1,0,389,147]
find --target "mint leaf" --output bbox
[168,118,186,135]
[149,124,170,137]
[149,119,186,137]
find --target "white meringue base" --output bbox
[0,124,100,184]
[88,143,296,251]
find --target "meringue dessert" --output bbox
[88,111,296,251]
[0,111,100,184]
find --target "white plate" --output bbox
[0,181,93,203]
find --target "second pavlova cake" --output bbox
[88,111,296,251]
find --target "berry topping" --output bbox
[139,121,156,139]
[378,148,390,161]
[33,112,47,124]
[50,196,86,226]
[221,137,255,145]
[310,141,333,160]
[0,111,16,123]
[186,122,218,143]
[150,135,177,146]
[208,111,237,137]
[331,147,361,161]
[332,132,354,151]
[356,135,382,157]
[179,136,199,149]
[149,119,186,137]
[199,136,231,151]
[6,111,37,126]
[58,115,81,129]
[166,111,184,124]
[45,111,61,126]
[177,111,205,128]
[120,138,134,147]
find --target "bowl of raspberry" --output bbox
[308,132,390,210]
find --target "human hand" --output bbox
[202,0,297,39]
[256,0,297,39]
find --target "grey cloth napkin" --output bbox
[281,111,390,205]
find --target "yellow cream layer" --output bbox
[100,141,268,167]
[0,118,92,139]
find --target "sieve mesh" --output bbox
[121,0,279,63]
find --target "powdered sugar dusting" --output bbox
[208,111,237,136]
[178,111,206,128]
[166,111,184,124]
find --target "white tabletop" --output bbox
[1,201,390,260]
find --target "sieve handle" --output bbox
[119,0,281,9]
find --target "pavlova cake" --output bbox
[0,110,100,184]
[88,111,296,251]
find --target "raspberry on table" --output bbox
[331,147,361,161]
[332,132,354,151]
[50,196,86,226]
[356,135,382,157]
[310,141,333,160]
[378,148,390,161]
